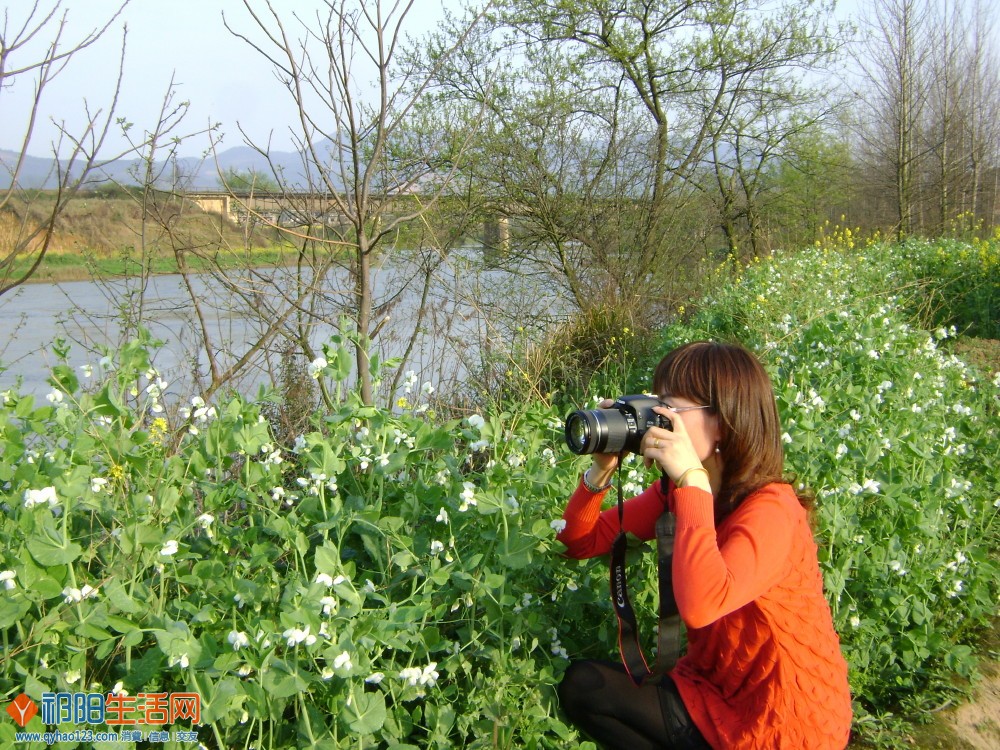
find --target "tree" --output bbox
[850,0,1000,238]
[852,0,933,238]
[693,2,845,258]
[432,0,848,323]
[218,167,280,193]
[921,0,1000,232]
[215,0,492,406]
[0,0,131,295]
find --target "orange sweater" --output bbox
[558,479,852,750]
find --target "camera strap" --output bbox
[610,467,684,686]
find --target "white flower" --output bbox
[320,667,335,680]
[168,653,190,669]
[24,486,59,509]
[458,482,477,512]
[320,596,338,616]
[160,539,179,557]
[365,672,385,684]
[237,665,253,677]
[0,570,16,590]
[333,651,353,671]
[228,631,250,650]
[62,586,99,604]
[550,519,567,533]
[80,584,98,599]
[46,389,64,404]
[399,662,439,688]
[436,507,449,524]
[835,443,848,459]
[861,478,881,494]
[80,364,94,378]
[781,432,792,444]
[90,477,109,493]
[469,439,490,452]
[850,616,861,628]
[430,540,445,555]
[315,572,335,587]
[283,626,317,647]
[271,486,286,502]
[65,669,81,685]
[308,357,328,379]
[467,414,485,430]
[111,681,127,696]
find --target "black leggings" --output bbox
[558,660,712,750]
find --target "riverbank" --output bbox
[14,244,306,284]
[2,190,321,285]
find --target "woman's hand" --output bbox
[641,406,707,487]
[584,399,620,487]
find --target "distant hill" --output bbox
[0,144,319,191]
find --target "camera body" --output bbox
[564,395,670,455]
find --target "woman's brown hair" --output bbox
[653,340,812,522]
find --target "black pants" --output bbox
[558,660,712,750]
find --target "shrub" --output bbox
[664,241,1000,734]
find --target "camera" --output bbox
[564,395,670,455]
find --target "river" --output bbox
[0,252,565,404]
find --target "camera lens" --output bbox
[565,411,594,454]
[565,409,619,454]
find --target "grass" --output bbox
[1,191,316,283]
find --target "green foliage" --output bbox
[218,168,280,194]
[489,303,663,413]
[665,240,1000,739]
[0,335,616,748]
[1,236,998,747]
[889,235,1000,339]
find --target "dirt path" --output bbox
[946,661,1000,750]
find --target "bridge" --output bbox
[184,189,510,251]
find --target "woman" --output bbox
[556,341,852,749]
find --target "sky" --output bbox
[1,0,936,163]
[0,0,465,159]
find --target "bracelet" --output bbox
[676,466,710,488]
[582,468,613,493]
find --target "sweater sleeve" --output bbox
[672,484,797,629]
[556,477,668,559]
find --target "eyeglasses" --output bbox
[658,400,711,413]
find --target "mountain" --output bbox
[0,144,314,191]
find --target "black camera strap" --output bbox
[610,466,684,686]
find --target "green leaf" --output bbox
[262,669,309,699]
[26,535,82,566]
[0,596,31,629]
[342,690,387,734]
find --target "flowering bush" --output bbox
[668,240,999,735]
[1,237,997,747]
[0,339,617,748]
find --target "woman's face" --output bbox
[658,394,721,464]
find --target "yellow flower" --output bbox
[149,417,168,445]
